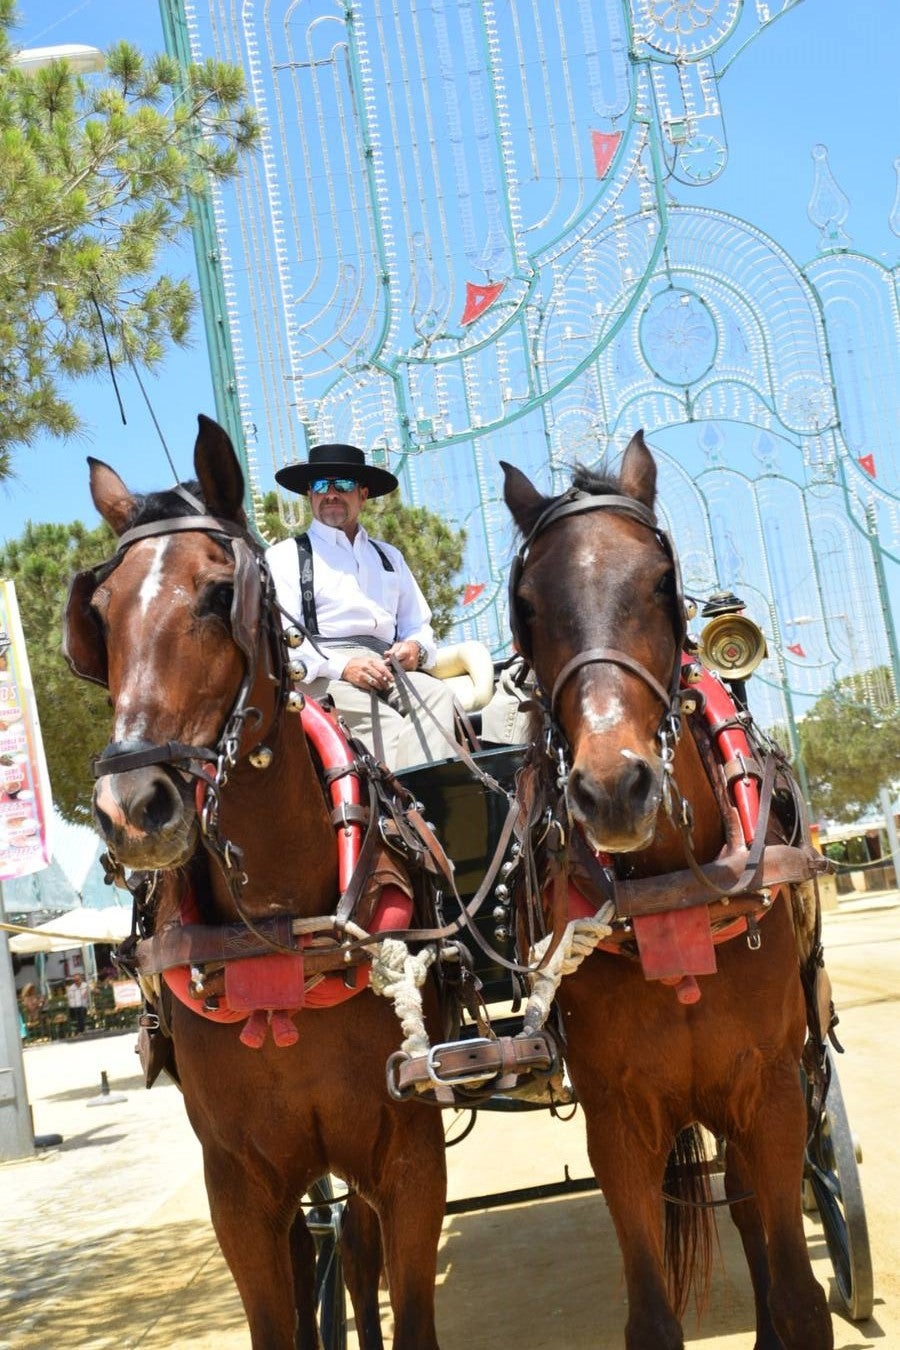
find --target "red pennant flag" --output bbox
[591,130,622,179]
[460,281,505,326]
[463,583,486,606]
[858,454,876,477]
[787,643,806,658]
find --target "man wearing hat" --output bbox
[266,443,457,770]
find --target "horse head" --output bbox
[66,416,265,871]
[503,430,684,853]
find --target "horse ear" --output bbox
[618,429,657,510]
[194,414,246,522]
[501,461,547,533]
[88,458,137,536]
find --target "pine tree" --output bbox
[0,4,258,463]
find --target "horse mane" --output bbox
[124,479,204,532]
[512,461,623,540]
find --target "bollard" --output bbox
[87,1069,127,1107]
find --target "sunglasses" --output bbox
[309,477,359,495]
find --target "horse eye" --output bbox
[655,569,676,599]
[201,581,234,622]
[517,597,536,626]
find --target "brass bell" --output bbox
[284,627,304,649]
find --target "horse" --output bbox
[502,430,834,1350]
[63,415,447,1349]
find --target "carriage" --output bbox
[64,417,873,1349]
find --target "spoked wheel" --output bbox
[307,1176,348,1349]
[805,1046,874,1321]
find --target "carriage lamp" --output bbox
[696,591,767,682]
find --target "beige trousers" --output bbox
[305,652,458,770]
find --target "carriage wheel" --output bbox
[805,1046,874,1322]
[307,1176,348,1350]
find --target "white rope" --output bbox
[522,903,616,1035]
[369,937,436,1056]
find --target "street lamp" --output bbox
[11,44,105,75]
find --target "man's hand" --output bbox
[385,639,422,672]
[342,655,393,692]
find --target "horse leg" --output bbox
[203,1145,308,1350]
[724,1143,783,1350]
[731,1064,833,1350]
[581,1101,684,1350]
[341,1192,385,1349]
[288,1210,325,1350]
[371,1115,446,1350]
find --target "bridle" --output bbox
[507,487,691,784]
[63,487,286,895]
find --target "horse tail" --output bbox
[663,1124,717,1319]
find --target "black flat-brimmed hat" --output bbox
[275,443,398,499]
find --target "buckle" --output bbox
[426,1037,498,1088]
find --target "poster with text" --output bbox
[0,580,52,880]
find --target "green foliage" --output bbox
[0,11,258,457]
[0,518,115,823]
[798,667,900,822]
[259,489,466,637]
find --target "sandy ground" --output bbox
[1,893,897,1349]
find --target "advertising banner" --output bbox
[0,580,52,881]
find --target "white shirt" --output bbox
[266,518,437,682]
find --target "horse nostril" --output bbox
[133,775,183,834]
[94,803,113,839]
[619,755,659,812]
[568,766,607,820]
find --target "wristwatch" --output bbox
[414,642,428,670]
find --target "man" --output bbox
[266,443,458,771]
[65,973,90,1036]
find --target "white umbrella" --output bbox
[8,905,131,954]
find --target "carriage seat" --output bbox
[429,640,495,712]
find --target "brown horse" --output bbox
[65,416,446,1349]
[503,432,833,1350]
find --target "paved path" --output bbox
[1,894,898,1348]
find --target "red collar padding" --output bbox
[164,697,413,1046]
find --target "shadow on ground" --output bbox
[0,1219,240,1350]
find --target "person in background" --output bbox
[266,443,457,771]
[65,972,90,1036]
[19,982,44,1042]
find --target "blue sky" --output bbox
[2,0,897,544]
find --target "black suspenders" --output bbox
[293,532,394,636]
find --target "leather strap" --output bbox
[135,916,361,977]
[550,646,672,716]
[386,1031,557,1104]
[613,841,828,919]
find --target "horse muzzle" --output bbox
[565,747,663,853]
[93,753,198,870]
